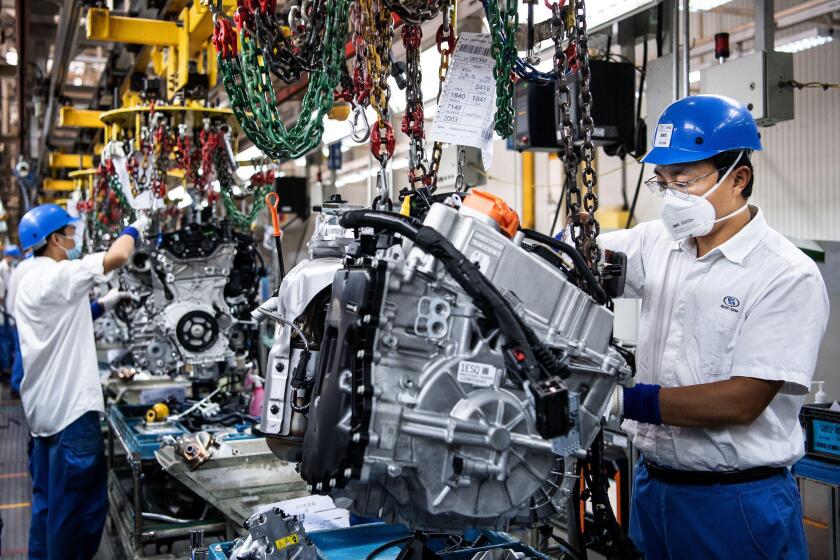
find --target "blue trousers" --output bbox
[0,319,12,372]
[629,460,807,560]
[10,326,22,394]
[28,411,108,560]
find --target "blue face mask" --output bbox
[58,234,82,260]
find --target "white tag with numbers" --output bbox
[457,360,498,387]
[430,32,496,160]
[654,123,674,147]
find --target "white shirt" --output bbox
[0,259,12,298]
[6,257,34,318]
[16,253,107,437]
[600,207,829,470]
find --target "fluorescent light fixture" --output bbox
[236,144,264,163]
[587,0,657,32]
[688,0,732,12]
[391,158,409,170]
[5,49,17,66]
[775,27,834,54]
[689,70,701,84]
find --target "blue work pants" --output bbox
[28,411,108,560]
[629,460,807,559]
[10,326,22,394]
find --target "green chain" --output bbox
[220,180,273,230]
[217,0,349,160]
[485,0,518,137]
[108,171,137,222]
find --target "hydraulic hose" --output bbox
[519,228,608,304]
[339,210,549,384]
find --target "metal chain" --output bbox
[426,0,456,191]
[484,0,519,138]
[401,24,427,190]
[551,0,601,282]
[454,144,467,192]
[575,0,601,278]
[213,0,349,161]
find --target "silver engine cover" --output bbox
[117,224,253,378]
[261,201,631,531]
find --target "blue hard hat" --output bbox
[641,94,763,165]
[18,204,79,250]
[3,244,21,258]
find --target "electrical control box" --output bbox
[514,61,637,153]
[274,176,310,218]
[700,50,794,126]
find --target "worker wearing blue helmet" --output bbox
[598,95,828,559]
[14,203,146,560]
[0,244,22,378]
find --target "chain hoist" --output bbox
[426,0,456,191]
[550,0,601,283]
[401,24,427,191]
[253,0,326,84]
[150,111,173,199]
[361,0,395,209]
[574,0,601,279]
[212,0,349,161]
[484,0,518,138]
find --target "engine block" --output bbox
[116,222,263,378]
[260,196,631,531]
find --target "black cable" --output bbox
[518,229,608,304]
[339,210,552,386]
[365,533,463,560]
[624,163,645,230]
[549,174,569,237]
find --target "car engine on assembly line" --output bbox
[255,190,634,534]
[113,220,264,380]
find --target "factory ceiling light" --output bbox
[689,0,733,12]
[775,27,835,53]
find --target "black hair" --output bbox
[33,225,71,257]
[708,150,754,199]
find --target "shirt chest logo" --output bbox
[721,296,740,312]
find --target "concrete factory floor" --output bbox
[0,381,119,560]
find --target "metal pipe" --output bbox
[14,0,27,160]
[754,0,775,52]
[681,0,690,97]
[671,0,679,100]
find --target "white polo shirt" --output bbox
[16,253,107,437]
[600,207,829,470]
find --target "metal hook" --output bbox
[349,103,371,143]
[265,192,281,237]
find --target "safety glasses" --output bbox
[644,167,729,200]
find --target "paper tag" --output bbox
[429,32,496,164]
[457,360,497,387]
[111,154,153,210]
[654,123,674,147]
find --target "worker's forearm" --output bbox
[658,378,783,428]
[103,232,136,274]
[659,382,751,427]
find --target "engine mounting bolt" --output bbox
[387,464,402,477]
[270,405,280,414]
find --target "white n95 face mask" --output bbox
[660,152,748,241]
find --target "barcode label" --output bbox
[457,360,498,387]
[459,43,491,57]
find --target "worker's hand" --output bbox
[99,288,134,311]
[130,214,150,242]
